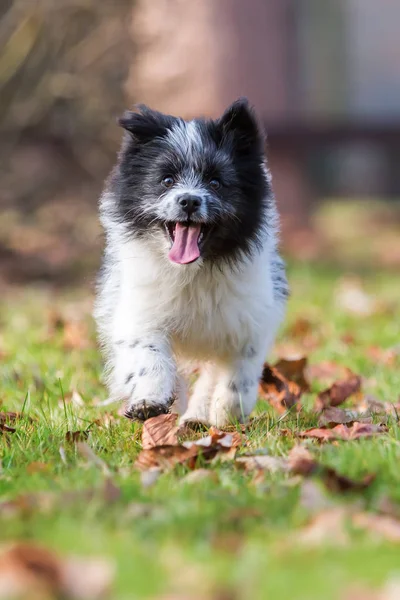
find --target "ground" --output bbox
[1,253,400,599]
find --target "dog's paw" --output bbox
[179,412,210,428]
[124,397,174,421]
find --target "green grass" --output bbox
[1,261,400,599]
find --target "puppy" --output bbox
[94,99,288,427]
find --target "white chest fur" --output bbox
[117,238,277,362]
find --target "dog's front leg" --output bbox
[111,333,177,420]
[208,349,265,428]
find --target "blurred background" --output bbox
[1,0,400,288]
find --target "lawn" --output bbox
[1,259,400,600]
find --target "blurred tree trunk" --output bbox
[126,0,311,230]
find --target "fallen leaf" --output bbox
[0,424,16,434]
[318,407,367,427]
[287,446,318,476]
[299,422,387,442]
[316,373,362,410]
[288,446,375,493]
[322,469,375,494]
[208,427,244,448]
[135,445,200,472]
[0,412,23,424]
[0,542,114,599]
[356,395,400,417]
[65,430,89,444]
[259,363,302,413]
[287,316,313,339]
[142,414,179,449]
[136,427,239,472]
[0,411,32,434]
[274,357,310,392]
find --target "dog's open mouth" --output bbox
[164,222,208,264]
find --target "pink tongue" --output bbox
[168,223,201,264]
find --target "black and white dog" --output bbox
[95,99,288,427]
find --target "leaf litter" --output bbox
[0,541,114,599]
[136,416,243,471]
[299,422,388,442]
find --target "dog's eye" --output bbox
[209,178,221,191]
[162,176,174,188]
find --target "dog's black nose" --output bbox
[177,194,202,216]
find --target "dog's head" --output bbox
[112,99,270,265]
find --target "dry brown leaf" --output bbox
[316,373,362,411]
[135,445,200,472]
[287,316,314,339]
[65,430,89,444]
[237,444,374,496]
[0,412,22,424]
[259,363,302,413]
[356,395,400,417]
[0,542,114,599]
[0,411,33,434]
[142,414,179,449]
[136,427,240,472]
[208,427,244,448]
[274,357,310,392]
[288,446,375,493]
[185,428,242,450]
[0,423,16,434]
[318,407,367,427]
[299,422,387,442]
[287,446,318,476]
[322,469,375,494]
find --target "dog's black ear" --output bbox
[218,98,264,152]
[118,105,174,143]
